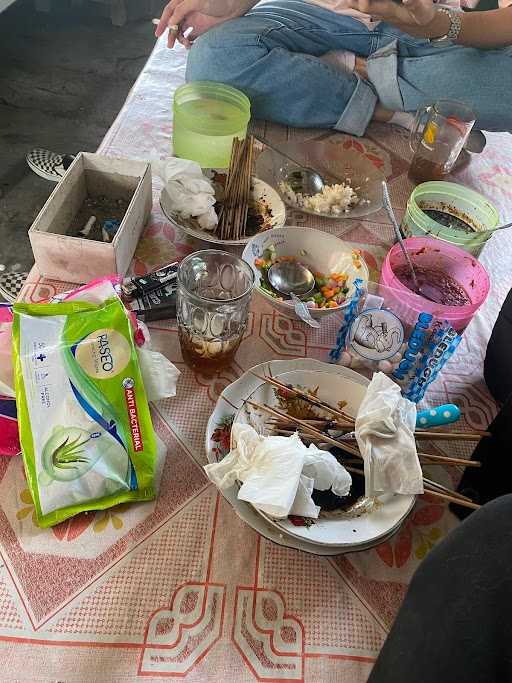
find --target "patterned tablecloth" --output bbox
[2,37,512,682]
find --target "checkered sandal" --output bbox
[0,272,28,303]
[26,148,75,182]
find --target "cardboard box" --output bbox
[29,152,152,284]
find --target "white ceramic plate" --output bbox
[234,369,415,547]
[160,176,286,247]
[205,359,415,554]
[242,226,369,320]
[255,140,385,219]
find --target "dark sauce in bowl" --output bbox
[394,264,471,306]
[422,209,475,234]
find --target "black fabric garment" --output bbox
[453,394,512,520]
[448,287,512,519]
[484,287,512,404]
[368,495,512,683]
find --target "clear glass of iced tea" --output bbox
[408,100,475,184]
[176,250,254,375]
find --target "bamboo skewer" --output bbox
[344,466,364,477]
[417,451,481,468]
[249,371,355,425]
[245,400,361,458]
[421,488,480,510]
[414,431,489,442]
[422,477,474,503]
[340,467,480,510]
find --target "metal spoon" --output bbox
[267,261,320,329]
[477,220,512,238]
[256,135,344,197]
[381,180,430,300]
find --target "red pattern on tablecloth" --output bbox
[2,35,512,682]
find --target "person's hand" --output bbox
[155,0,255,48]
[346,0,437,28]
[175,11,231,49]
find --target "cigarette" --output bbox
[152,18,180,36]
[80,215,96,237]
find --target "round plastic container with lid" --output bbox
[401,181,499,257]
[173,81,251,168]
[380,236,490,332]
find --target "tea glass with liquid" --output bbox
[176,250,254,375]
[408,100,476,184]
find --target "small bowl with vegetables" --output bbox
[242,226,369,320]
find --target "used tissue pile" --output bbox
[204,423,352,519]
[356,373,424,497]
[153,156,218,231]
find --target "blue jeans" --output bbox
[186,0,512,135]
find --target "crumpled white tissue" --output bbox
[137,348,180,403]
[153,155,218,231]
[204,423,352,519]
[355,372,423,497]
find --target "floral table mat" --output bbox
[2,37,512,682]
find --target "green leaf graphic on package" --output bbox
[13,297,157,528]
[39,425,128,486]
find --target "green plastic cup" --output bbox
[173,81,251,169]
[401,181,499,257]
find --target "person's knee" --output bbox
[186,30,226,83]
[186,22,263,87]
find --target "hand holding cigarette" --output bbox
[152,17,181,48]
[154,0,259,49]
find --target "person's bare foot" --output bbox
[353,57,396,122]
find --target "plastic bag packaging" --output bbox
[355,372,423,497]
[0,321,15,397]
[137,347,180,402]
[58,276,122,305]
[13,297,157,528]
[329,279,463,403]
[0,397,20,456]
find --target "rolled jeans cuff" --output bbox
[367,39,404,112]
[335,75,378,137]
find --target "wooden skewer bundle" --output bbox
[217,135,254,241]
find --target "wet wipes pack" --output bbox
[329,279,462,403]
[12,297,157,528]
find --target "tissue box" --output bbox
[29,152,152,284]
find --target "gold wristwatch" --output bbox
[430,8,463,45]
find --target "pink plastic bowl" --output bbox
[380,236,490,332]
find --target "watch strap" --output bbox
[430,8,462,44]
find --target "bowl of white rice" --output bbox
[256,138,385,220]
